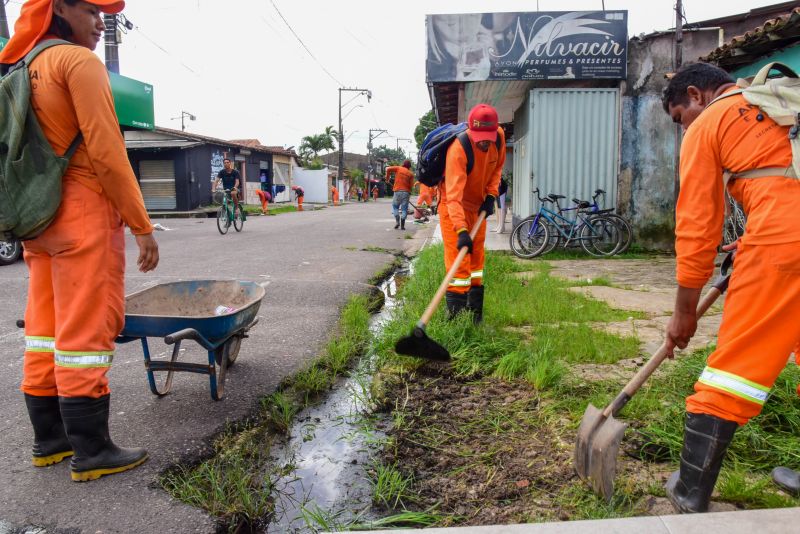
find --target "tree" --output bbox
[299,128,338,166]
[323,125,338,151]
[414,110,437,149]
[371,145,407,166]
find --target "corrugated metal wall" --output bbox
[528,88,620,213]
[139,159,177,210]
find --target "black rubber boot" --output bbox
[60,395,148,482]
[24,394,73,467]
[665,412,738,513]
[394,216,400,229]
[400,217,406,230]
[467,286,484,324]
[772,467,800,497]
[445,291,469,320]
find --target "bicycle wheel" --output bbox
[216,206,229,235]
[510,217,550,258]
[233,206,244,232]
[604,214,633,254]
[542,219,561,254]
[579,216,621,256]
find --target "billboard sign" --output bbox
[109,72,155,130]
[426,11,628,82]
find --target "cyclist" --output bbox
[213,158,240,209]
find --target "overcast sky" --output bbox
[4,0,783,154]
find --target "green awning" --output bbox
[1,37,154,131]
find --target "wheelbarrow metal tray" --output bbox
[121,280,265,341]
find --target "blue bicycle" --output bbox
[510,189,622,258]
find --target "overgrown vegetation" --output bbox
[370,245,800,525]
[161,293,374,530]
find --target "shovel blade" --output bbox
[574,404,628,501]
[394,327,450,361]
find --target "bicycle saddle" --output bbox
[572,198,591,208]
[595,189,606,195]
[548,194,566,201]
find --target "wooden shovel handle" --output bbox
[419,212,487,327]
[602,277,728,419]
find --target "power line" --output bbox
[269,0,343,87]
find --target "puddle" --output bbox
[264,267,406,532]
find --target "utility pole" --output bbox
[0,0,10,40]
[368,128,387,192]
[673,0,684,219]
[104,14,120,73]
[396,137,412,154]
[338,87,371,188]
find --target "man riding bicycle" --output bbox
[213,158,241,208]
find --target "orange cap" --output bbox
[0,0,125,65]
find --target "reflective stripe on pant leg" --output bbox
[687,242,800,425]
[21,246,58,396]
[471,217,487,287]
[440,202,473,295]
[49,182,123,398]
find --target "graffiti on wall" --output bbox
[210,151,224,182]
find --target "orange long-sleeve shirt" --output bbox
[29,43,152,235]
[386,166,414,192]
[441,128,505,232]
[676,90,800,288]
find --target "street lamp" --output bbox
[396,137,413,153]
[338,87,371,186]
[170,111,196,132]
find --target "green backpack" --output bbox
[0,39,82,240]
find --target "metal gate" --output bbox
[138,160,176,210]
[529,88,620,211]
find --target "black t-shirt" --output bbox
[217,169,240,190]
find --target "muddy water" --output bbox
[264,270,405,532]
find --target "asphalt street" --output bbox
[0,199,420,533]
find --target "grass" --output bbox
[240,203,298,216]
[371,463,415,510]
[160,292,375,530]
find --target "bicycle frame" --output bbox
[529,189,602,247]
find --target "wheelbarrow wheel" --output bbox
[214,336,241,367]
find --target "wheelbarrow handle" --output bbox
[164,328,216,351]
[603,270,732,419]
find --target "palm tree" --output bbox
[299,134,328,161]
[323,125,338,152]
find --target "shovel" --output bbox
[574,253,734,501]
[395,212,487,361]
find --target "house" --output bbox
[124,127,299,212]
[426,3,799,250]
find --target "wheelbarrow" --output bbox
[117,280,265,401]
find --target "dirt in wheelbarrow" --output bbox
[377,363,693,525]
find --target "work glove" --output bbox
[479,195,496,217]
[456,229,473,254]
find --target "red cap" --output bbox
[467,104,499,143]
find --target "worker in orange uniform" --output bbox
[441,104,505,323]
[415,180,436,209]
[255,188,271,214]
[292,185,304,211]
[662,63,800,512]
[0,0,159,481]
[331,183,339,206]
[385,160,414,230]
[371,184,379,201]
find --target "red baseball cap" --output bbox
[467,104,499,143]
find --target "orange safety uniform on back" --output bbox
[676,90,800,425]
[440,128,505,293]
[22,44,153,399]
[387,166,414,192]
[415,181,435,206]
[331,185,339,205]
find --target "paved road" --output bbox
[0,200,421,533]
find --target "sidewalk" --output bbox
[354,507,800,534]
[428,210,511,252]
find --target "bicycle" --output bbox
[510,189,621,258]
[216,189,244,235]
[568,189,633,254]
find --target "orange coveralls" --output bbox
[331,186,339,205]
[415,181,436,207]
[255,189,270,213]
[386,166,414,192]
[676,91,800,425]
[440,128,505,294]
[22,45,153,399]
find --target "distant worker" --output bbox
[662,63,800,513]
[357,186,364,202]
[441,104,505,322]
[331,183,339,206]
[213,158,240,209]
[255,188,271,215]
[371,184,379,201]
[494,177,509,233]
[385,160,414,230]
[415,180,436,209]
[0,0,159,481]
[292,185,304,211]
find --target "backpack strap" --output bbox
[723,166,797,187]
[64,133,84,160]
[457,131,475,176]
[8,39,74,75]
[751,62,798,86]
